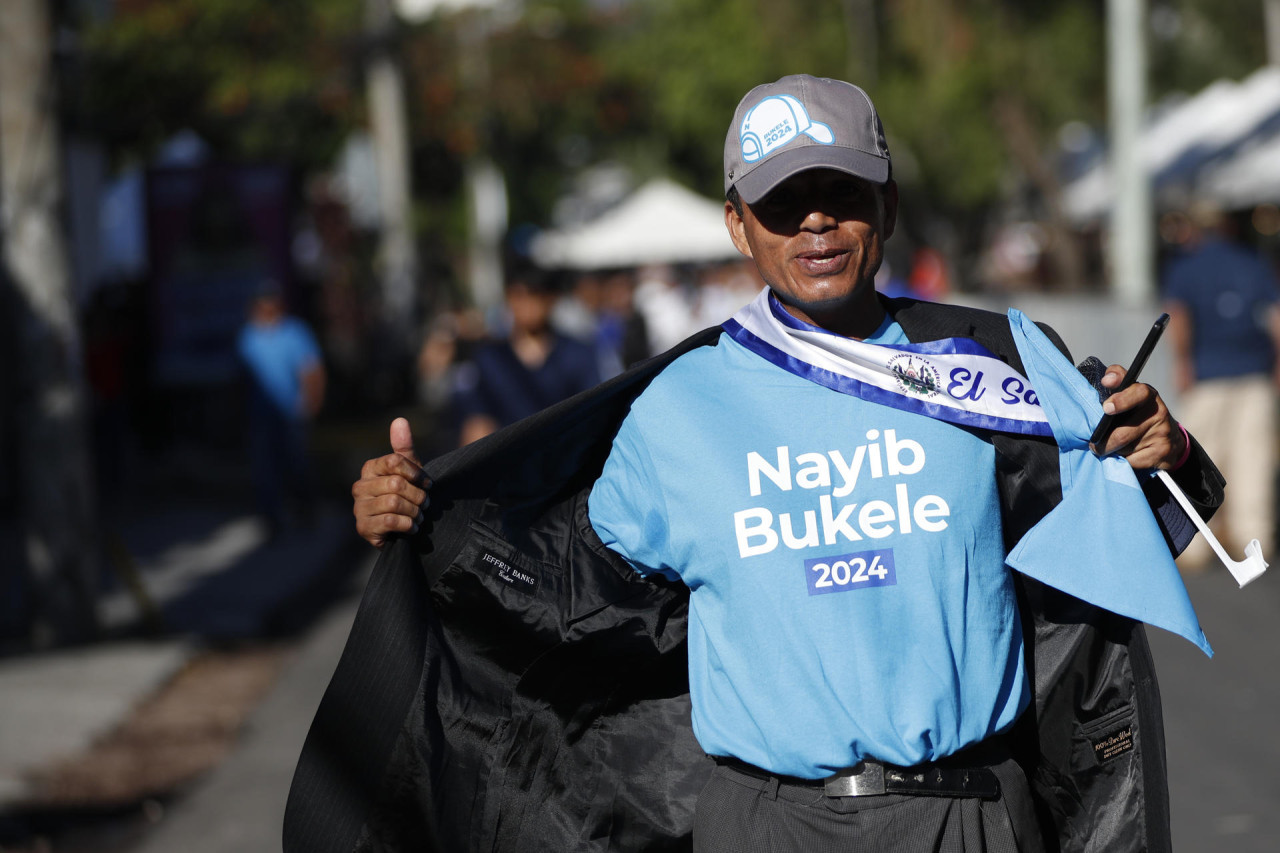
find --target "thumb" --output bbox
[389,417,421,467]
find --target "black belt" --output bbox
[714,755,1002,800]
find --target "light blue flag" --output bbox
[1005,310,1212,657]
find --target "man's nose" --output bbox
[799,207,838,232]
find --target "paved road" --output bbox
[1153,566,1280,851]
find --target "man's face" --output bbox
[506,281,555,333]
[251,294,284,326]
[725,168,897,337]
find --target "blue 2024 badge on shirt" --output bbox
[804,549,897,595]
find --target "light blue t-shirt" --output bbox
[237,317,322,420]
[588,321,1027,778]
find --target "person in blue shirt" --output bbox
[237,284,325,531]
[1162,202,1280,569]
[342,77,1214,853]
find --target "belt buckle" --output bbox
[822,760,887,797]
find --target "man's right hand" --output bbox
[353,417,430,549]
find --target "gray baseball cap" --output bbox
[724,74,891,204]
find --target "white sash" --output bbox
[722,289,1053,437]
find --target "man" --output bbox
[290,76,1221,852]
[452,269,601,446]
[1162,201,1280,569]
[237,284,325,531]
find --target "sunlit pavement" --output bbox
[0,500,362,819]
[1151,566,1280,852]
[0,640,191,807]
[123,564,369,853]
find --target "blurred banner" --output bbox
[145,165,294,387]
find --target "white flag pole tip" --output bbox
[1155,469,1268,588]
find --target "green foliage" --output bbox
[76,0,362,171]
[594,0,1109,212]
[1149,0,1267,99]
[74,0,1276,279]
[400,0,626,229]
[598,0,851,197]
[875,0,1105,211]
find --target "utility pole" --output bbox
[1266,0,1280,66]
[842,0,878,88]
[0,0,100,645]
[459,11,505,315]
[393,0,507,315]
[1108,0,1153,306]
[366,0,419,343]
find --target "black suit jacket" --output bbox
[285,296,1223,853]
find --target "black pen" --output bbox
[1089,313,1171,447]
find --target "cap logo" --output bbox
[738,94,834,164]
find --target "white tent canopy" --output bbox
[1063,66,1280,221]
[1198,132,1280,209]
[530,178,740,271]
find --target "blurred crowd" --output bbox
[412,248,957,457]
[411,259,764,456]
[70,214,969,530]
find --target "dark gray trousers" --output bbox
[692,756,1047,853]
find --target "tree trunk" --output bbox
[992,94,1089,291]
[0,0,100,646]
[365,0,420,338]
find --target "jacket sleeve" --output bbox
[1141,432,1225,555]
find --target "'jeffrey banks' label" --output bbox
[481,551,538,595]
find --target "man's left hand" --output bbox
[1091,364,1187,469]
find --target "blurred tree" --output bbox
[599,0,852,200]
[595,0,1268,290]
[2,0,101,646]
[72,0,363,173]
[71,0,1274,295]
[401,1,640,245]
[597,0,1104,287]
[876,0,1106,288]
[1149,0,1267,98]
[878,2,1104,209]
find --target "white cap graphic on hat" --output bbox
[738,94,835,164]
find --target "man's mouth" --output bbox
[795,248,849,274]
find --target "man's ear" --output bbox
[725,200,754,260]
[882,179,900,241]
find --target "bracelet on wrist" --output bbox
[1171,423,1192,470]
